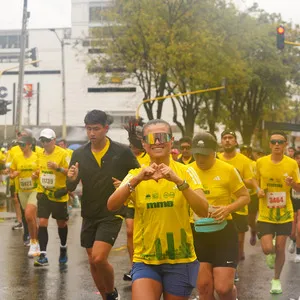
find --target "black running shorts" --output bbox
[192,221,238,268]
[248,194,259,214]
[232,212,249,233]
[125,207,135,219]
[37,193,68,220]
[291,198,300,212]
[81,216,123,248]
[256,221,292,239]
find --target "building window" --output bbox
[89,2,112,23]
[87,66,127,73]
[0,34,28,49]
[88,87,136,93]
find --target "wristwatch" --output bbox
[177,180,189,191]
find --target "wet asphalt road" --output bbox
[0,209,300,300]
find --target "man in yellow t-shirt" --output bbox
[57,138,73,159]
[34,128,70,267]
[218,130,259,281]
[107,119,208,299]
[177,136,195,165]
[256,131,300,294]
[240,145,264,246]
[190,132,249,300]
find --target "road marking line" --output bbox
[112,245,127,252]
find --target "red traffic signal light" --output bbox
[277,26,285,35]
[276,26,285,50]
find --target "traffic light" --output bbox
[27,47,39,67]
[276,26,285,50]
[0,100,12,115]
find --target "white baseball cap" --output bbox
[39,128,56,139]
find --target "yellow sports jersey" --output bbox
[10,152,38,192]
[136,152,151,167]
[256,155,300,224]
[182,156,193,165]
[249,160,257,196]
[218,152,253,215]
[190,159,245,221]
[7,147,23,187]
[120,160,203,265]
[35,145,44,155]
[0,151,6,163]
[66,148,73,159]
[37,146,69,202]
[92,138,110,167]
[7,146,22,163]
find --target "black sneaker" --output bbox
[23,236,30,247]
[12,223,23,230]
[59,246,68,264]
[106,288,120,300]
[123,271,132,281]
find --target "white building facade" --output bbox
[0,0,181,143]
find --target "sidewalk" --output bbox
[0,183,15,220]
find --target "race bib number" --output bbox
[19,177,33,190]
[40,173,56,189]
[267,192,286,209]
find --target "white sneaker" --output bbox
[294,254,300,263]
[28,243,40,258]
[288,240,296,254]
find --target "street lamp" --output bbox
[49,28,67,139]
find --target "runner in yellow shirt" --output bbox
[108,119,208,300]
[57,138,73,159]
[256,131,300,294]
[177,136,195,165]
[34,128,70,267]
[240,145,264,246]
[218,130,259,281]
[10,135,40,257]
[7,130,35,243]
[190,132,249,300]
[57,139,75,209]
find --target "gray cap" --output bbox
[192,132,218,155]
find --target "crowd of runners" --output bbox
[1,109,300,300]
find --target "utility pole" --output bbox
[49,29,67,139]
[16,0,29,133]
[61,35,67,139]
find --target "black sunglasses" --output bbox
[40,137,52,143]
[270,139,286,145]
[180,146,191,150]
[17,141,27,148]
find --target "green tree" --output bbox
[220,7,299,144]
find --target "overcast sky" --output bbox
[233,0,300,24]
[0,0,71,29]
[0,0,299,29]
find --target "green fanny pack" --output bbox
[194,217,227,233]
